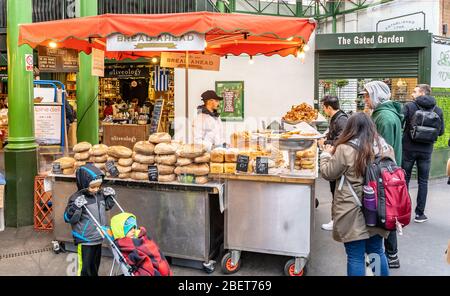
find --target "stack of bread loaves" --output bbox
[73,142,92,170]
[107,146,133,179]
[151,133,177,182]
[53,156,76,175]
[89,144,109,173]
[130,140,155,181]
[174,144,210,184]
[295,143,316,171]
[209,148,226,174]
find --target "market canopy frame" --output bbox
[18,11,316,59]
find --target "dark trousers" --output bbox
[329,180,336,219]
[384,231,398,256]
[78,244,102,276]
[401,150,432,216]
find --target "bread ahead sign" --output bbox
[107,33,206,52]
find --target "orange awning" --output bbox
[18,12,316,60]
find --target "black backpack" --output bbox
[410,102,441,144]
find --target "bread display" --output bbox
[209,163,224,174]
[178,144,207,158]
[118,158,133,167]
[93,155,108,163]
[90,144,108,156]
[107,146,133,159]
[73,142,92,153]
[210,148,226,163]
[130,172,148,181]
[176,157,193,167]
[54,157,76,169]
[224,163,236,174]
[159,174,176,183]
[132,153,155,164]
[132,162,149,172]
[133,141,155,155]
[117,165,132,174]
[148,132,172,144]
[174,163,210,176]
[157,164,175,175]
[225,149,239,163]
[194,153,210,164]
[74,152,90,161]
[154,143,177,155]
[195,176,209,185]
[156,154,177,166]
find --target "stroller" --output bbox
[82,195,136,276]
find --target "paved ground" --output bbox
[0,178,449,276]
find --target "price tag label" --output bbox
[236,155,250,173]
[148,165,159,182]
[255,157,269,175]
[105,160,119,178]
[52,162,62,174]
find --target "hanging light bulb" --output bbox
[204,40,208,48]
[303,44,310,52]
[298,50,306,60]
[248,56,255,65]
[49,41,58,48]
[287,36,294,41]
[151,57,159,64]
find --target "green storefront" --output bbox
[315,30,449,178]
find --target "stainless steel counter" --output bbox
[51,175,224,272]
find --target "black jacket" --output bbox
[325,110,348,146]
[64,164,115,245]
[402,95,445,154]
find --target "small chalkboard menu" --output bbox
[255,157,269,175]
[105,160,119,178]
[52,162,62,174]
[148,165,159,182]
[236,155,250,173]
[150,99,164,134]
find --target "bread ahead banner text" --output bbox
[316,30,431,50]
[107,33,206,52]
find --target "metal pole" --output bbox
[185,51,189,143]
[76,0,99,144]
[6,0,36,150]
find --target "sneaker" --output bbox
[321,220,333,231]
[414,214,428,223]
[387,254,400,269]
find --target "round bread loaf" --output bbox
[90,144,108,156]
[154,143,177,155]
[133,141,155,155]
[158,174,176,183]
[133,153,155,164]
[73,142,92,153]
[107,146,133,159]
[117,165,132,174]
[148,132,172,144]
[176,157,193,166]
[178,144,207,158]
[131,172,148,181]
[194,153,210,164]
[74,152,90,161]
[157,164,175,175]
[195,176,209,185]
[156,154,177,165]
[132,162,149,172]
[54,157,75,169]
[118,158,133,167]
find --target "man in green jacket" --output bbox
[363,80,404,270]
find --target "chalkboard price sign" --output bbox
[236,155,250,173]
[105,160,119,178]
[148,165,159,182]
[255,157,269,175]
[52,162,62,174]
[150,99,164,134]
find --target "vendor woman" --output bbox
[193,90,225,151]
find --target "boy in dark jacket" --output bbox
[318,96,348,231]
[402,84,445,223]
[64,164,116,276]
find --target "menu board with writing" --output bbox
[148,165,159,182]
[34,104,62,145]
[150,99,164,134]
[38,46,79,73]
[215,81,244,121]
[236,155,250,173]
[255,157,269,175]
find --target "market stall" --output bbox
[18,12,317,275]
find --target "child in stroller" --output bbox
[110,212,172,276]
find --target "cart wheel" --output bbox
[284,259,306,276]
[203,261,216,274]
[52,241,62,254]
[221,252,241,274]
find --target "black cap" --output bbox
[201,90,223,101]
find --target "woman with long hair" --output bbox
[320,112,394,276]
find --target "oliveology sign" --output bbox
[316,30,431,50]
